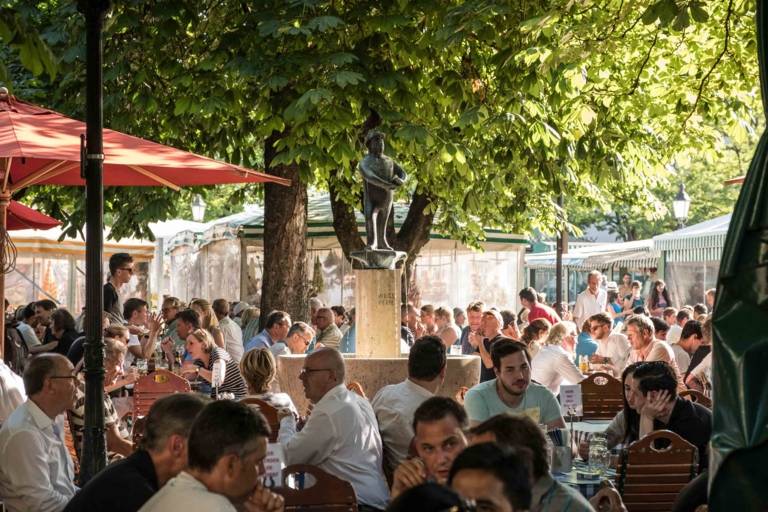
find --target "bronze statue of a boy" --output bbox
[358,130,407,251]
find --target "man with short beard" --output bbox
[390,397,468,499]
[588,312,631,376]
[460,301,485,355]
[464,340,565,429]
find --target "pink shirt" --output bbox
[628,340,686,392]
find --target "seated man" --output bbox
[630,361,712,471]
[464,340,565,429]
[139,400,283,512]
[372,335,446,477]
[390,396,468,498]
[277,348,388,510]
[468,414,593,512]
[245,310,291,353]
[625,315,684,391]
[0,354,78,512]
[671,320,702,374]
[449,442,532,512]
[64,393,207,511]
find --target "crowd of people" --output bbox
[0,255,716,511]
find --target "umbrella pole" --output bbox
[79,0,110,483]
[0,190,7,361]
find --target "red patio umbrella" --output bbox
[6,200,61,230]
[0,90,290,356]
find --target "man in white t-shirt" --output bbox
[372,335,446,477]
[673,320,703,374]
[139,400,283,512]
[588,313,631,376]
[572,270,607,329]
[212,299,243,362]
[666,308,691,345]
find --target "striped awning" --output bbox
[653,214,730,262]
[526,239,658,271]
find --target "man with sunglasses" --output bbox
[277,348,389,511]
[0,354,78,511]
[105,252,134,325]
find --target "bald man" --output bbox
[278,349,388,510]
[313,308,343,350]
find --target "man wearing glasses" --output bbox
[269,322,315,357]
[105,252,134,325]
[277,348,389,511]
[0,354,79,511]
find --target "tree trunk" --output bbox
[260,132,308,327]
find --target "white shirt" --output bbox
[278,384,389,509]
[531,345,585,395]
[16,321,41,348]
[219,316,244,363]
[371,379,434,476]
[0,361,26,424]
[138,471,236,512]
[572,287,607,328]
[0,400,77,512]
[124,334,142,371]
[672,344,691,373]
[667,324,683,344]
[596,333,631,372]
[689,353,712,384]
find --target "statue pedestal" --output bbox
[354,268,402,357]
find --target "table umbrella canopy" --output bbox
[6,200,61,230]
[0,95,290,190]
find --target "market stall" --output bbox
[160,194,528,310]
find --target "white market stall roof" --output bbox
[652,214,731,262]
[10,226,155,261]
[165,193,529,252]
[526,239,658,271]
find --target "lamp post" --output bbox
[191,194,206,222]
[672,183,691,229]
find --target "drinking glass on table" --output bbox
[588,433,610,475]
[136,359,148,375]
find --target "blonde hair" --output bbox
[105,324,129,340]
[104,337,127,363]
[434,307,453,322]
[544,321,576,346]
[240,307,260,326]
[190,298,219,330]
[188,328,215,354]
[239,348,276,394]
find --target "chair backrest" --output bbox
[581,372,624,420]
[239,397,280,442]
[133,369,191,418]
[347,381,366,400]
[617,430,698,512]
[590,485,628,512]
[679,389,712,409]
[274,464,357,511]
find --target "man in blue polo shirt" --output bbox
[464,339,565,429]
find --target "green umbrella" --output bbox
[709,3,768,508]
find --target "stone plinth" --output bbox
[277,354,481,415]
[354,268,402,358]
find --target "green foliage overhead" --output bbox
[2,0,761,246]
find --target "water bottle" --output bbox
[588,433,610,475]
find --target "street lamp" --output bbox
[191,194,206,222]
[672,183,691,229]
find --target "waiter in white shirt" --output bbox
[573,270,608,330]
[0,354,78,512]
[278,348,389,511]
